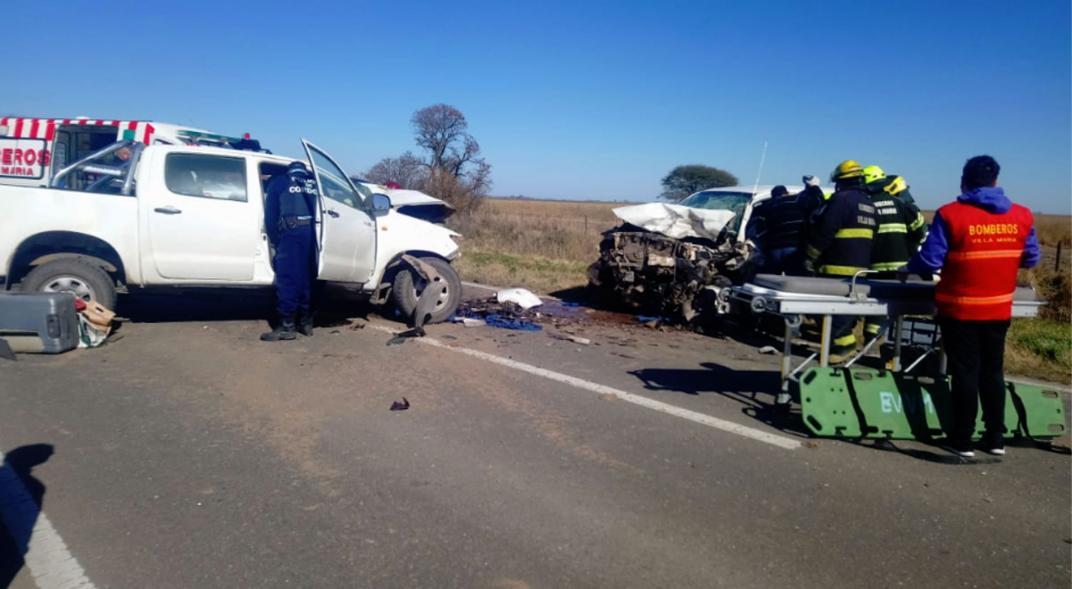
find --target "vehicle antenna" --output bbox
[750,140,768,197]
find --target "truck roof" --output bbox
[0,116,255,147]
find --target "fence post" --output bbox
[584,215,589,234]
[1056,241,1063,273]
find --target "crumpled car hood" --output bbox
[612,203,736,241]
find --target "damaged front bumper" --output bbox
[587,229,753,321]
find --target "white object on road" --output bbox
[611,203,736,241]
[496,288,543,310]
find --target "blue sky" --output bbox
[4,0,1070,212]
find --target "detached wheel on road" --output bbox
[391,257,461,324]
[21,257,118,309]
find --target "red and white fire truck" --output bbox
[0,116,258,187]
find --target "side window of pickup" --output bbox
[165,153,247,202]
[308,149,365,209]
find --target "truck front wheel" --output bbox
[390,257,461,324]
[21,257,118,309]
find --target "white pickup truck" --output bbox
[0,139,463,322]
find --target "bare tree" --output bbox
[366,104,492,213]
[410,104,491,213]
[412,104,469,169]
[364,151,427,189]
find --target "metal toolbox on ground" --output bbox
[0,292,80,353]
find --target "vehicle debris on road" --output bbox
[75,299,115,348]
[0,292,82,353]
[495,287,543,310]
[455,297,544,331]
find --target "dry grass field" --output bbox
[448,198,621,293]
[449,197,1070,382]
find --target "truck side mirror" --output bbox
[371,193,392,216]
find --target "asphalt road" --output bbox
[0,287,1069,588]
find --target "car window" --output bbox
[679,191,751,211]
[308,149,363,209]
[165,153,247,202]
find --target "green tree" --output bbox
[660,165,738,201]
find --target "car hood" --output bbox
[382,188,454,209]
[612,203,736,241]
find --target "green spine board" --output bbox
[799,368,1067,440]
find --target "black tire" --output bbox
[390,257,461,324]
[21,257,118,309]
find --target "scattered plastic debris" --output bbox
[758,345,778,355]
[390,397,410,411]
[567,336,592,345]
[483,314,541,332]
[456,297,543,331]
[496,288,543,310]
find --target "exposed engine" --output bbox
[587,226,754,321]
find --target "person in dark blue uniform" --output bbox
[749,185,818,275]
[261,161,319,341]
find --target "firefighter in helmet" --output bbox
[804,160,877,361]
[861,165,928,344]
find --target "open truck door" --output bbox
[301,139,377,284]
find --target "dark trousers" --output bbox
[272,227,316,319]
[939,318,1011,444]
[831,315,858,350]
[761,246,802,275]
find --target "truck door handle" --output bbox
[324,209,340,218]
[154,206,182,215]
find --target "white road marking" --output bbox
[0,451,96,589]
[373,325,801,450]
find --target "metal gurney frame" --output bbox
[731,272,1043,391]
[727,273,1064,441]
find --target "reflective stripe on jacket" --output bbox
[866,187,927,271]
[805,187,876,276]
[934,200,1033,320]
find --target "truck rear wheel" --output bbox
[21,257,118,309]
[391,257,461,324]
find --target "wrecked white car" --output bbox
[588,185,804,320]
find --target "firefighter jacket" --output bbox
[908,186,1039,321]
[805,187,876,276]
[866,186,927,271]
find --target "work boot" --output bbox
[260,318,297,341]
[297,312,314,337]
[828,345,856,365]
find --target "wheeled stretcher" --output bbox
[729,274,1066,441]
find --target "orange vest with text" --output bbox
[935,201,1033,321]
